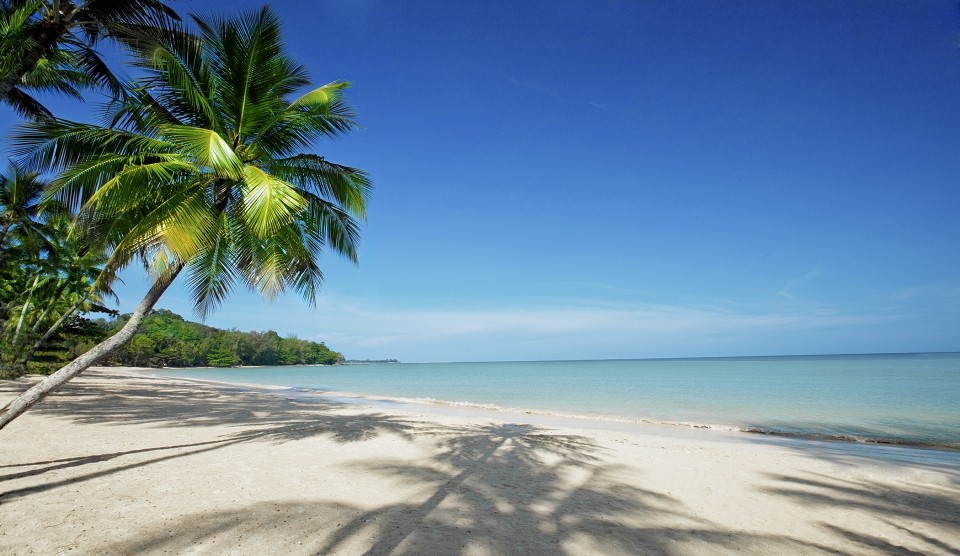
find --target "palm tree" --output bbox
[0,0,179,119]
[3,214,117,372]
[0,168,114,375]
[0,6,371,429]
[0,160,50,254]
[0,162,59,361]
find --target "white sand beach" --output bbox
[1,367,958,555]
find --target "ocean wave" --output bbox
[288,388,960,450]
[148,372,960,451]
[736,427,959,450]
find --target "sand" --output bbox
[1,367,958,555]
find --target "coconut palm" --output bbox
[0,167,113,375]
[0,6,371,429]
[0,160,51,253]
[3,213,117,372]
[0,162,58,349]
[0,0,179,119]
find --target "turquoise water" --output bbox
[159,353,960,448]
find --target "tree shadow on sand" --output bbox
[742,431,960,486]
[99,422,836,555]
[0,372,420,499]
[1,373,930,554]
[3,371,422,440]
[762,471,960,555]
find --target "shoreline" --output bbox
[2,366,958,554]
[143,366,960,452]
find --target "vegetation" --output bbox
[0,5,370,430]
[0,0,174,376]
[0,162,118,378]
[105,309,343,368]
[0,0,179,119]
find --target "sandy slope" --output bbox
[1,367,958,555]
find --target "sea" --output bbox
[158,352,960,450]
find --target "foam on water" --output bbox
[156,352,960,449]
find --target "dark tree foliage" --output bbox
[0,162,117,378]
[0,0,180,119]
[103,309,343,368]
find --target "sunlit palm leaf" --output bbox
[240,165,305,237]
[160,125,243,177]
[185,212,236,318]
[15,6,371,319]
[272,154,371,217]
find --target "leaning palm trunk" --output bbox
[0,264,181,430]
[3,7,370,431]
[16,294,87,367]
[28,295,60,336]
[10,276,41,350]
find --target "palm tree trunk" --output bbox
[0,263,182,431]
[29,282,69,336]
[10,276,40,350]
[16,298,84,367]
[29,301,56,336]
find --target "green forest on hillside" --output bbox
[16,309,343,373]
[105,310,343,368]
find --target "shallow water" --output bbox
[160,352,960,448]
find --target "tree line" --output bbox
[106,309,343,368]
[3,304,344,375]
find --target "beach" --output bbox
[1,368,958,555]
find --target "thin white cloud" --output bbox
[777,268,821,301]
[558,280,659,297]
[889,282,960,304]
[300,295,899,360]
[140,274,911,361]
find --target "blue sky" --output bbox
[5,1,960,361]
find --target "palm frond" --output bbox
[88,178,214,279]
[239,165,305,238]
[75,158,194,221]
[271,154,371,218]
[160,124,244,178]
[105,85,180,131]
[184,213,236,319]
[11,5,372,317]
[72,44,123,96]
[1,86,52,119]
[131,18,215,127]
[255,82,359,155]
[301,193,362,263]
[72,0,180,44]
